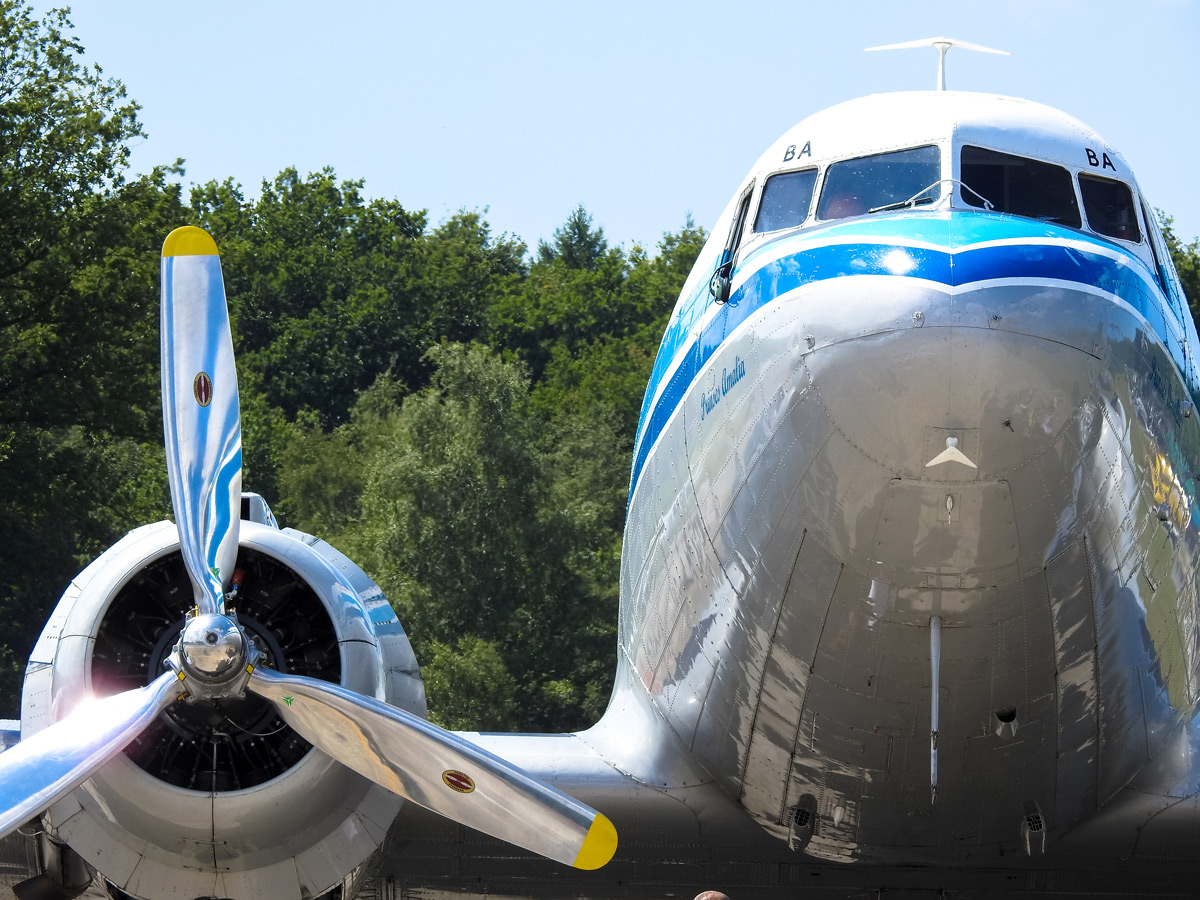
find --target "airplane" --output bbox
[3,36,1200,899]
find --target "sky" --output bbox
[32,0,1200,253]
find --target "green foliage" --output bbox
[0,3,142,271]
[339,343,615,729]
[190,176,526,438]
[0,2,158,438]
[191,168,429,428]
[488,209,704,388]
[228,211,703,731]
[537,204,608,269]
[421,211,527,343]
[1161,213,1200,321]
[0,5,182,713]
[0,0,701,733]
[422,636,518,731]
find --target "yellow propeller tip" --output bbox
[572,812,617,870]
[162,226,219,257]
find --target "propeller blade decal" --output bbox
[161,226,242,615]
[0,671,179,840]
[248,667,617,870]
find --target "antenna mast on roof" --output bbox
[864,36,1010,91]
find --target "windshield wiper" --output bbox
[869,194,935,214]
[867,178,995,216]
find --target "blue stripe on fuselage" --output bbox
[629,217,1169,506]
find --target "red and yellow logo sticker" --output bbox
[193,372,213,407]
[442,769,475,793]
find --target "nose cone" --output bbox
[787,272,1110,588]
[812,316,1097,482]
[179,613,246,681]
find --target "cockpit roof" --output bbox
[750,90,1132,182]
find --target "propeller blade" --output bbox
[0,671,180,840]
[247,667,617,870]
[161,226,242,615]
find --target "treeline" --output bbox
[0,4,702,728]
[208,183,704,731]
[1,5,1199,731]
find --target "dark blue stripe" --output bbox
[628,239,1163,505]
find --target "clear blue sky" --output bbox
[35,1,1200,252]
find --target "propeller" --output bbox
[249,667,617,869]
[0,671,180,839]
[160,226,241,615]
[0,226,617,873]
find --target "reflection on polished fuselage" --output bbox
[383,90,1200,896]
[618,214,1200,860]
[599,89,1200,867]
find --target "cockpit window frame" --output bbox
[816,144,943,222]
[709,180,756,303]
[1078,172,1142,245]
[753,166,820,235]
[726,181,755,260]
[957,145,1083,229]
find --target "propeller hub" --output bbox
[178,613,247,683]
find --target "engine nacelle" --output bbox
[20,513,425,900]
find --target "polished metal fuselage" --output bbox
[378,210,1200,897]
[612,210,1200,861]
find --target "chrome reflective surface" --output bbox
[248,666,608,869]
[368,197,1200,894]
[161,243,242,615]
[0,671,177,838]
[21,519,414,900]
[614,210,1200,865]
[176,612,247,681]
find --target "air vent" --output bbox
[789,794,818,853]
[1020,800,1046,856]
[994,706,1019,737]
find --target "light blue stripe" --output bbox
[629,212,1179,506]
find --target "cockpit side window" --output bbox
[817,146,941,221]
[960,146,1081,227]
[754,168,818,233]
[1079,173,1141,243]
[709,182,754,303]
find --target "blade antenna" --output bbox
[864,36,1011,91]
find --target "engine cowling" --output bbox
[20,508,425,900]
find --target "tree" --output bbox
[0,2,151,436]
[191,168,430,427]
[345,343,615,730]
[420,211,526,344]
[528,217,707,452]
[421,636,518,731]
[0,4,705,729]
[1160,214,1200,323]
[537,204,608,269]
[0,4,184,713]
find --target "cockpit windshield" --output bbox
[817,145,941,220]
[960,146,1081,227]
[1079,173,1140,242]
[754,169,818,233]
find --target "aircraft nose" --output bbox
[808,294,1100,482]
[753,278,1112,588]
